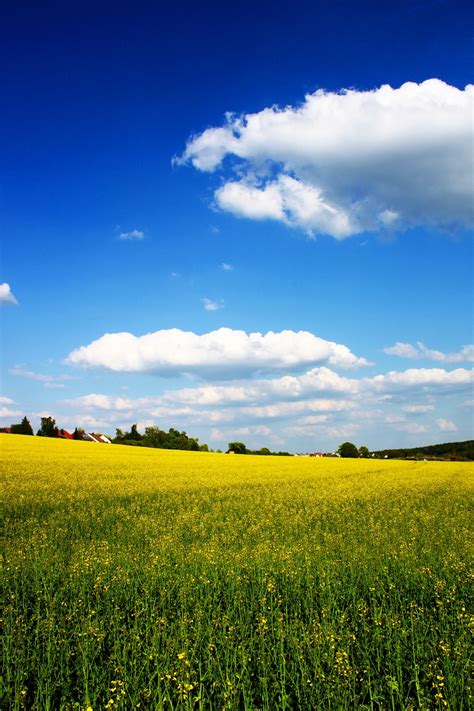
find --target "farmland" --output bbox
[2,434,473,710]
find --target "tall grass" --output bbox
[2,435,472,709]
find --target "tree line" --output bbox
[227,442,291,456]
[113,425,210,451]
[4,416,211,452]
[372,440,474,461]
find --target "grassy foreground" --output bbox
[1,435,473,710]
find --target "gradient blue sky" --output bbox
[1,0,473,451]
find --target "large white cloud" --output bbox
[178,79,474,237]
[384,341,474,363]
[66,327,369,376]
[0,283,18,305]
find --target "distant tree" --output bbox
[338,441,359,458]
[11,416,34,435]
[129,424,142,441]
[358,445,370,458]
[72,427,85,440]
[36,416,58,438]
[257,447,271,456]
[199,443,209,452]
[227,442,248,454]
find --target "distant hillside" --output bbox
[372,440,474,461]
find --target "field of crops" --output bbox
[2,434,472,710]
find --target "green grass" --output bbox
[1,435,473,709]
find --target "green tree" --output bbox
[129,424,142,441]
[11,416,34,435]
[358,445,370,458]
[227,442,247,454]
[338,441,359,458]
[36,416,58,438]
[72,427,85,440]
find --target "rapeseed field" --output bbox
[2,434,472,709]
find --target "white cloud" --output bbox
[179,79,474,237]
[0,407,22,419]
[62,364,472,447]
[402,404,435,414]
[394,422,428,434]
[369,367,473,391]
[202,298,224,311]
[9,365,73,387]
[384,342,420,358]
[233,425,273,437]
[118,229,144,240]
[10,366,51,382]
[437,418,458,432]
[0,283,18,306]
[0,396,15,405]
[66,327,369,376]
[294,415,329,425]
[221,262,233,271]
[216,176,358,238]
[384,341,474,362]
[65,394,145,411]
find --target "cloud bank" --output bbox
[178,79,474,237]
[62,365,472,446]
[66,327,370,376]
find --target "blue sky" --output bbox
[1,0,473,451]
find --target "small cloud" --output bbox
[400,422,428,434]
[170,271,181,279]
[384,341,474,363]
[402,404,435,414]
[44,382,65,390]
[384,342,420,358]
[0,396,15,405]
[118,229,145,241]
[221,262,233,271]
[9,365,73,386]
[297,415,329,425]
[202,298,224,311]
[0,283,18,306]
[211,226,220,234]
[437,417,458,432]
[379,209,399,227]
[0,406,22,419]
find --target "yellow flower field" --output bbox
[1,434,473,709]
